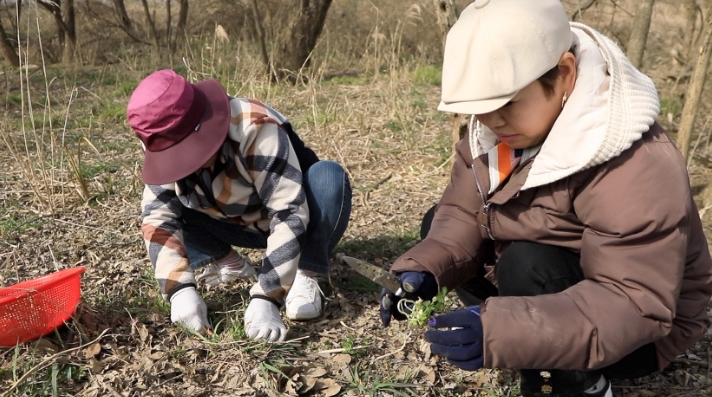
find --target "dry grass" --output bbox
[1,0,712,396]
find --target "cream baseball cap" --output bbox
[438,0,573,115]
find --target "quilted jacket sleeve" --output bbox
[391,136,488,289]
[141,183,195,300]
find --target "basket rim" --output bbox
[0,267,86,305]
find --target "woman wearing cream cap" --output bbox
[380,0,712,396]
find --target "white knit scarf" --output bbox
[469,22,661,191]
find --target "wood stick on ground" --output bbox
[375,332,411,360]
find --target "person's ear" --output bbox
[557,52,577,95]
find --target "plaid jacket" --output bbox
[140,98,310,303]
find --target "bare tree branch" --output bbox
[0,12,18,67]
[678,6,712,161]
[626,0,655,69]
[569,0,600,22]
[37,0,70,33]
[111,0,132,31]
[79,1,154,46]
[249,0,274,80]
[140,0,159,46]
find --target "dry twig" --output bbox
[1,329,109,397]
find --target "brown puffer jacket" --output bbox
[392,123,712,371]
[392,24,712,372]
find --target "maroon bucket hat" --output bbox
[127,69,230,185]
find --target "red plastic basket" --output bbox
[0,267,85,347]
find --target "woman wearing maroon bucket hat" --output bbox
[127,69,352,341]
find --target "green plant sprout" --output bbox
[402,287,449,327]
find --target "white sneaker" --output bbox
[285,270,323,320]
[584,375,612,397]
[196,255,256,286]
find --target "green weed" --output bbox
[384,119,403,132]
[211,309,248,341]
[411,64,441,86]
[2,345,87,396]
[335,229,421,261]
[406,287,449,327]
[336,272,382,293]
[113,81,139,97]
[342,362,419,397]
[0,211,44,236]
[94,101,128,123]
[342,336,368,356]
[3,92,23,107]
[324,74,369,85]
[169,346,188,360]
[660,96,683,121]
[79,162,121,180]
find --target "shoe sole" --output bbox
[285,310,322,321]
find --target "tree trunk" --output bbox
[140,0,159,46]
[432,0,458,48]
[13,0,23,32]
[677,7,712,162]
[0,16,19,67]
[175,0,189,46]
[683,0,700,62]
[61,0,76,64]
[273,0,333,83]
[166,0,172,47]
[626,0,655,69]
[432,0,467,151]
[569,0,600,21]
[249,0,274,80]
[38,0,66,61]
[38,1,62,44]
[112,0,132,31]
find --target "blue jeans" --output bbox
[181,160,352,275]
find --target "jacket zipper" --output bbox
[472,165,495,240]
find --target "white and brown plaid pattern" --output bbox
[141,98,309,302]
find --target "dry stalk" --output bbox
[1,4,91,213]
[1,329,109,397]
[0,248,16,273]
[49,217,120,235]
[375,332,411,361]
[317,345,368,354]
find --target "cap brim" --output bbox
[142,79,230,185]
[437,93,516,115]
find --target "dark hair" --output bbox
[537,45,577,98]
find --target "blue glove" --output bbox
[424,305,484,371]
[379,271,438,326]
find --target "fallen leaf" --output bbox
[323,379,341,397]
[32,338,59,353]
[298,375,317,393]
[284,377,299,395]
[331,354,351,365]
[84,342,102,359]
[420,365,436,383]
[313,378,341,396]
[138,323,149,344]
[306,367,328,377]
[87,357,103,374]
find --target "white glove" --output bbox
[244,299,287,342]
[170,287,210,334]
